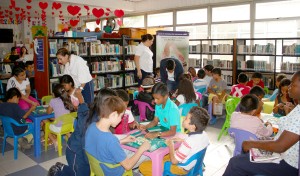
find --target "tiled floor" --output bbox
[0,118,234,176]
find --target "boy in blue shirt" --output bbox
[139,82,181,139]
[85,96,150,175]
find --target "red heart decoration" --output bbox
[114,9,124,18]
[52,12,54,15]
[5,10,8,13]
[87,12,90,15]
[92,8,104,18]
[61,19,64,21]
[105,12,109,16]
[78,13,81,16]
[52,2,61,10]
[26,5,31,10]
[10,0,15,8]
[59,15,63,18]
[5,14,8,17]
[0,12,3,15]
[39,2,48,10]
[15,7,20,11]
[59,11,62,14]
[106,8,111,12]
[70,19,79,27]
[84,5,89,11]
[96,19,100,25]
[27,12,30,15]
[67,5,81,16]
[117,19,122,26]
[9,5,12,9]
[27,0,31,3]
[9,11,12,15]
[35,11,37,13]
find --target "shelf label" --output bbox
[84,36,97,42]
[36,38,44,72]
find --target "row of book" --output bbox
[49,41,87,57]
[49,59,65,77]
[125,60,136,70]
[237,44,275,55]
[93,73,137,90]
[189,44,232,54]
[90,42,122,55]
[91,60,121,73]
[222,74,233,85]
[237,60,274,71]
[282,44,300,55]
[210,59,232,69]
[281,62,300,72]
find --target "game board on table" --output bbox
[32,105,48,115]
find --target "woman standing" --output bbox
[134,34,154,85]
[56,48,94,104]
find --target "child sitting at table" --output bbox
[139,82,181,138]
[230,72,250,98]
[231,94,273,138]
[175,78,200,106]
[273,78,295,116]
[139,106,210,176]
[85,96,151,175]
[60,74,79,108]
[246,72,265,88]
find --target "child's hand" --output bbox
[166,139,173,146]
[138,124,147,131]
[139,140,151,152]
[145,132,158,139]
[277,103,284,109]
[132,121,139,129]
[122,135,136,143]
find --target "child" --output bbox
[231,94,273,138]
[6,66,39,110]
[188,67,197,82]
[273,78,294,116]
[193,69,208,91]
[203,64,214,84]
[246,72,264,88]
[25,61,34,78]
[154,67,161,83]
[267,74,286,101]
[207,68,227,123]
[46,84,76,150]
[18,46,29,63]
[230,73,251,98]
[139,106,210,176]
[137,76,155,106]
[115,89,139,134]
[175,78,200,106]
[139,82,181,139]
[60,74,79,107]
[85,96,150,175]
[0,87,36,150]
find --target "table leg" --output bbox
[33,119,41,157]
[150,154,165,176]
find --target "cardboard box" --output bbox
[119,28,147,39]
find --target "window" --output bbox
[86,21,101,32]
[256,0,300,19]
[123,15,144,28]
[147,12,173,27]
[176,9,207,24]
[176,25,208,39]
[255,20,300,38]
[211,23,250,39]
[212,4,250,22]
[147,27,173,35]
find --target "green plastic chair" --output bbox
[41,95,53,105]
[217,97,241,141]
[85,151,133,176]
[264,87,269,95]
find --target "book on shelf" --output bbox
[92,59,121,73]
[212,59,232,69]
[202,58,213,67]
[93,75,124,90]
[90,40,123,55]
[125,73,136,86]
[68,42,79,56]
[249,148,281,163]
[281,62,300,72]
[188,58,200,68]
[189,44,201,53]
[78,42,88,56]
[222,74,232,85]
[283,44,300,55]
[49,59,64,77]
[125,60,136,70]
[237,43,275,55]
[245,60,274,71]
[49,42,58,57]
[124,45,136,55]
[202,44,232,54]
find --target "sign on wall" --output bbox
[36,38,44,72]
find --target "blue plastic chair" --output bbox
[0,116,34,160]
[133,90,139,100]
[197,87,207,95]
[178,103,198,117]
[228,128,258,156]
[163,148,207,176]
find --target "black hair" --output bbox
[212,68,221,76]
[11,47,16,53]
[177,78,196,103]
[5,87,21,101]
[166,59,175,70]
[52,84,76,112]
[276,74,287,82]
[20,46,28,56]
[197,69,205,79]
[278,78,291,98]
[179,73,192,81]
[249,86,265,97]
[189,107,209,132]
[56,48,71,57]
[25,61,34,68]
[252,72,263,79]
[238,73,248,83]
[155,67,160,74]
[239,94,259,113]
[12,66,25,76]
[152,82,168,96]
[141,34,153,42]
[116,89,129,102]
[204,64,214,72]
[60,75,75,88]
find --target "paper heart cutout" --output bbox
[9,5,12,9]
[9,11,12,15]
[84,5,89,11]
[52,12,54,15]
[59,11,62,14]
[5,14,8,17]
[39,2,48,10]
[78,13,81,16]
[96,19,100,25]
[67,5,81,16]
[106,8,111,12]
[0,12,3,15]
[26,5,31,10]
[26,0,31,3]
[92,8,104,18]
[61,19,64,21]
[5,10,8,13]
[117,19,122,26]
[27,11,30,15]
[10,0,15,8]
[52,2,61,10]
[70,19,79,27]
[15,7,20,11]
[59,15,63,18]
[105,12,109,16]
[114,9,124,18]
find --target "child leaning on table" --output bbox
[139,106,210,176]
[85,96,151,176]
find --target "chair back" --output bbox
[52,112,77,133]
[41,95,53,105]
[178,103,198,117]
[225,97,241,120]
[228,128,258,156]
[180,148,207,176]
[0,116,19,137]
[197,87,207,95]
[134,100,154,121]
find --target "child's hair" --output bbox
[152,82,168,96]
[278,78,291,97]
[197,69,205,79]
[212,68,221,76]
[252,72,263,79]
[239,94,259,113]
[188,67,196,77]
[177,78,196,103]
[155,67,160,74]
[116,89,129,102]
[166,59,175,71]
[276,74,287,82]
[20,46,28,56]
[141,34,153,42]
[204,64,214,72]
[25,61,34,68]
[60,74,75,88]
[189,107,209,132]
[100,96,126,118]
[56,48,71,57]
[249,86,265,97]
[12,66,25,76]
[180,73,192,81]
[11,47,16,53]
[238,73,248,83]
[5,87,21,100]
[53,84,76,112]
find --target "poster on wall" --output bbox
[35,38,45,72]
[156,31,189,67]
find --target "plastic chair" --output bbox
[217,97,241,141]
[228,128,258,156]
[0,115,34,160]
[197,87,207,95]
[163,148,207,176]
[134,100,154,121]
[41,95,53,105]
[44,112,77,156]
[85,151,133,176]
[133,90,139,100]
[264,87,269,95]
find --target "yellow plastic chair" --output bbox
[44,112,77,156]
[85,151,133,176]
[41,95,53,105]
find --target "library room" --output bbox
[0,0,299,176]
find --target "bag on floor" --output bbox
[213,103,223,116]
